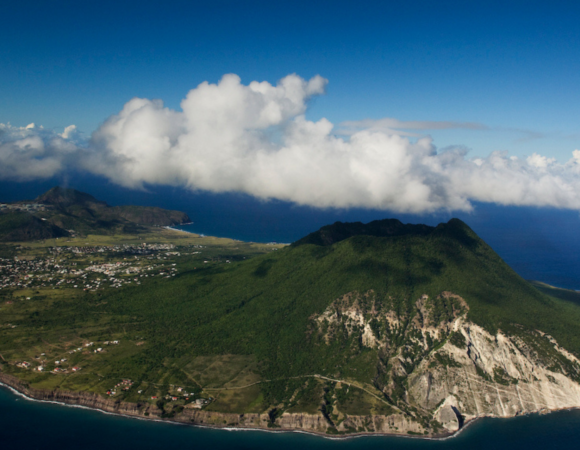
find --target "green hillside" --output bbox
[4,217,580,430]
[0,212,68,242]
[529,280,580,306]
[94,218,580,380]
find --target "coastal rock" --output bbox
[433,396,461,432]
[314,290,580,433]
[408,322,580,420]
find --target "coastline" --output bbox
[4,372,578,443]
[0,372,459,441]
[4,371,570,443]
[168,223,289,245]
[164,225,237,241]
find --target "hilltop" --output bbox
[292,218,434,246]
[0,187,191,240]
[2,218,580,437]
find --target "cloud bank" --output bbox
[3,73,580,213]
[0,123,81,181]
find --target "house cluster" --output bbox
[191,398,210,409]
[0,251,180,292]
[107,379,133,396]
[49,243,176,256]
[92,340,120,353]
[162,392,204,404]
[13,338,121,374]
[15,357,80,374]
[158,386,210,407]
[74,340,119,352]
[0,203,52,212]
[148,385,208,405]
[0,257,59,290]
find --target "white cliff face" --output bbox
[313,291,580,434]
[409,322,580,430]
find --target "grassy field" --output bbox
[4,227,284,255]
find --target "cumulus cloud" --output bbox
[4,73,580,213]
[0,123,80,181]
[60,124,78,139]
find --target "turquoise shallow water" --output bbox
[2,385,580,450]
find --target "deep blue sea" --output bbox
[2,384,580,450]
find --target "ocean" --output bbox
[2,385,580,450]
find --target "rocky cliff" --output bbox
[312,290,580,433]
[0,372,426,436]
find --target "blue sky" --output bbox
[3,0,580,219]
[2,0,579,161]
[4,1,580,286]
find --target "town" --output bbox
[0,243,210,292]
[0,203,53,213]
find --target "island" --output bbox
[2,188,580,438]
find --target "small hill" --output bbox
[110,205,190,227]
[0,212,68,241]
[35,187,190,227]
[36,186,108,209]
[0,187,191,240]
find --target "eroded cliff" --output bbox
[311,290,580,433]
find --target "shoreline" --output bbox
[167,224,289,245]
[165,225,240,241]
[0,373,457,441]
[1,372,576,442]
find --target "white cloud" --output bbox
[337,117,488,136]
[60,124,78,139]
[0,123,80,181]
[526,153,556,169]
[4,73,580,213]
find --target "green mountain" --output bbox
[0,187,191,240]
[6,217,578,435]
[109,205,191,226]
[292,218,433,246]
